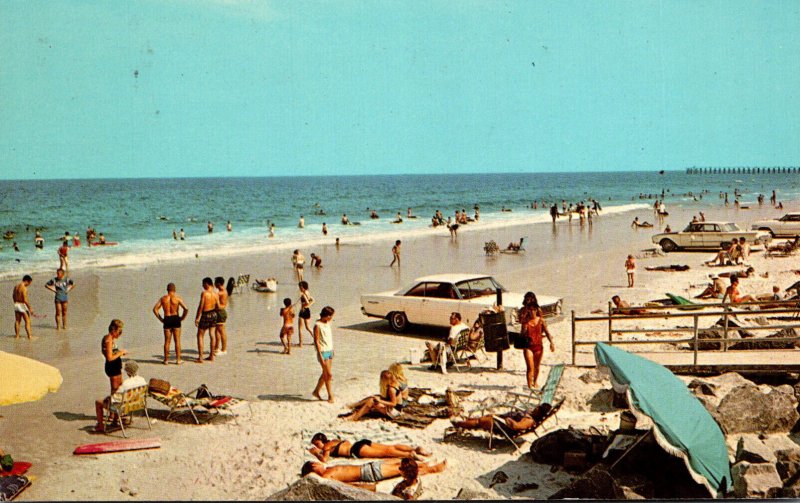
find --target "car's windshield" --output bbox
[720,223,739,232]
[454,277,504,299]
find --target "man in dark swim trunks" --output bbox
[153,283,189,365]
[194,277,219,363]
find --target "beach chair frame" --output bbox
[453,329,489,368]
[106,384,152,438]
[234,274,250,294]
[148,386,251,425]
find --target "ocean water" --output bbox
[1,171,799,280]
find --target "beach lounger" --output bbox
[105,384,151,438]
[766,240,798,258]
[234,274,250,294]
[148,381,250,425]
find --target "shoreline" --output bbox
[1,199,798,500]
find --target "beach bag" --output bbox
[148,378,171,395]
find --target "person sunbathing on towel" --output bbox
[630,217,653,228]
[342,370,406,421]
[450,402,552,433]
[308,433,431,462]
[300,458,446,490]
[644,264,690,272]
[719,266,755,279]
[611,295,649,315]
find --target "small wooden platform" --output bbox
[573,348,800,375]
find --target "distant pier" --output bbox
[685,167,799,174]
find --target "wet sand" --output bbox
[0,201,794,499]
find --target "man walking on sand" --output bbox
[152,282,189,365]
[194,277,219,363]
[390,240,401,267]
[45,268,74,330]
[214,276,229,356]
[312,306,336,403]
[12,275,35,339]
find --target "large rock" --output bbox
[687,372,751,410]
[776,448,800,484]
[713,383,800,434]
[731,461,782,498]
[735,435,776,463]
[548,465,624,500]
[454,487,494,500]
[729,328,799,350]
[268,474,399,500]
[529,427,607,466]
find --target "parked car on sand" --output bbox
[652,221,771,253]
[751,213,800,238]
[360,273,562,332]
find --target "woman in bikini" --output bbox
[343,370,406,421]
[387,362,410,401]
[309,433,431,462]
[279,298,294,354]
[517,292,555,389]
[297,281,314,346]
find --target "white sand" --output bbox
[0,201,796,500]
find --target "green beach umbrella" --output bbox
[594,343,731,497]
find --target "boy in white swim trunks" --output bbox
[12,275,34,339]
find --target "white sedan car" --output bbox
[652,221,771,252]
[752,213,800,238]
[360,273,563,332]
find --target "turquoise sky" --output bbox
[1,0,798,179]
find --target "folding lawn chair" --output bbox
[106,384,152,438]
[234,274,250,294]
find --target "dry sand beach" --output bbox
[1,202,799,500]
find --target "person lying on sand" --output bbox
[451,402,552,433]
[611,295,649,315]
[695,275,726,299]
[300,458,447,490]
[718,266,755,279]
[644,265,690,272]
[308,433,432,462]
[630,217,653,228]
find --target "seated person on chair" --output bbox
[342,370,406,421]
[425,312,469,370]
[450,402,552,433]
[308,433,431,462]
[95,360,146,432]
[300,458,447,490]
[705,242,739,266]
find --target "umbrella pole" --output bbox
[609,428,653,472]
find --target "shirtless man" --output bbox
[12,275,34,339]
[214,276,229,356]
[45,268,74,330]
[194,277,219,363]
[152,282,189,364]
[301,459,446,490]
[390,240,401,267]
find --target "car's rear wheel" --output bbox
[388,312,408,332]
[659,238,678,253]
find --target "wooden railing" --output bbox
[570,300,800,366]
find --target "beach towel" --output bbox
[0,476,30,501]
[665,293,704,311]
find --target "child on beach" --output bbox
[279,298,294,354]
[625,255,636,288]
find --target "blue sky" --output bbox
[1,0,798,179]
